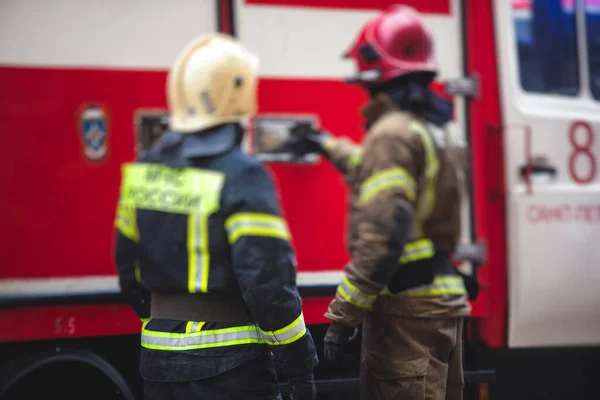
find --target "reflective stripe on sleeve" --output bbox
[347,148,363,170]
[359,167,416,203]
[259,314,307,346]
[225,213,291,244]
[399,238,435,264]
[336,275,377,310]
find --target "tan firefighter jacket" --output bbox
[323,93,471,327]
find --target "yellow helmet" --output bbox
[167,33,259,133]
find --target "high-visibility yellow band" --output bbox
[134,261,142,283]
[185,321,205,333]
[142,318,306,351]
[359,167,417,203]
[336,275,377,310]
[118,163,224,215]
[399,238,435,264]
[409,121,440,235]
[187,213,210,293]
[225,212,291,244]
[259,314,307,346]
[115,205,140,243]
[381,274,467,298]
[142,325,266,351]
[347,148,363,170]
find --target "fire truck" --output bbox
[1,0,600,399]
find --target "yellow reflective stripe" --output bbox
[260,314,307,346]
[141,320,305,351]
[359,167,417,203]
[337,285,365,309]
[225,213,290,244]
[115,205,140,243]
[142,325,267,351]
[409,121,440,234]
[117,163,224,295]
[397,275,466,297]
[187,213,210,293]
[143,324,259,339]
[336,275,377,310]
[194,322,205,332]
[185,321,205,333]
[118,163,224,215]
[348,148,363,170]
[399,238,435,264]
[134,261,142,283]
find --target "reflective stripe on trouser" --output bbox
[142,314,307,351]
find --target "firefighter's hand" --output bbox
[304,131,333,155]
[288,373,316,400]
[289,122,333,156]
[323,321,358,362]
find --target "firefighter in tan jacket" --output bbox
[293,6,471,400]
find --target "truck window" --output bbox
[512,0,579,96]
[134,111,169,156]
[585,0,600,99]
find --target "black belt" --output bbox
[150,292,254,323]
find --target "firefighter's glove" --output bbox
[288,373,316,400]
[290,122,333,156]
[323,321,357,362]
[303,131,333,155]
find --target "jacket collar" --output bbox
[181,123,240,159]
[361,93,400,129]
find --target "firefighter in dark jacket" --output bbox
[114,33,318,400]
[292,6,471,400]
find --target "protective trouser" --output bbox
[360,314,465,400]
[143,356,283,400]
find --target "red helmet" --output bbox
[343,5,437,85]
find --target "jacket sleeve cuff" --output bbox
[322,137,361,174]
[324,294,369,328]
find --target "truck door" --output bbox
[226,0,486,318]
[494,0,600,347]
